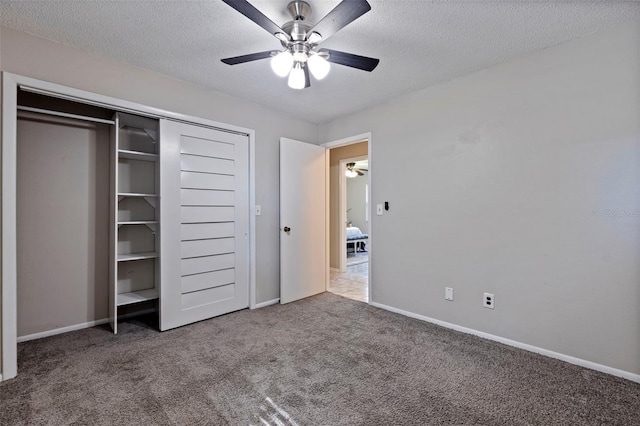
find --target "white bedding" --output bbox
[346,226,364,237]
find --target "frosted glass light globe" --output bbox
[271,51,293,77]
[308,54,330,80]
[288,63,305,89]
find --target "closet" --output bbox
[14,85,250,339]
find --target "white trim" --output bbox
[370,301,640,384]
[2,73,19,381]
[17,319,110,343]
[254,298,280,309]
[325,148,331,293]
[17,308,157,343]
[1,73,257,379]
[322,133,369,149]
[330,267,340,273]
[249,130,257,309]
[15,76,251,135]
[324,132,373,304]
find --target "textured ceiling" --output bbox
[1,1,639,124]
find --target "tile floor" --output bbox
[329,255,368,302]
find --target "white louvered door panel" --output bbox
[160,120,249,330]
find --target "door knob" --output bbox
[283,226,291,232]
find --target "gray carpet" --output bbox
[1,293,639,425]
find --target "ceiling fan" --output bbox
[346,162,367,178]
[221,0,380,89]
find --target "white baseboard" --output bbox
[17,318,110,343]
[370,301,640,384]
[17,308,157,343]
[330,267,339,273]
[254,298,280,309]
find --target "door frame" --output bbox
[339,155,368,273]
[322,133,372,302]
[1,73,257,381]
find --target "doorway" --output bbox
[325,139,370,303]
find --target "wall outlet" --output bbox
[445,287,454,301]
[483,292,494,309]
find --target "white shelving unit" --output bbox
[109,112,161,333]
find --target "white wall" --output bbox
[0,26,318,373]
[347,174,368,233]
[320,20,640,375]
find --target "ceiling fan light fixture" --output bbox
[275,32,290,43]
[308,53,330,80]
[307,31,322,44]
[345,169,358,178]
[271,51,294,77]
[288,62,306,89]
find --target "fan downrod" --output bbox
[287,1,312,21]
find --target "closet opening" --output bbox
[15,89,158,344]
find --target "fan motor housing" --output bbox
[287,1,312,20]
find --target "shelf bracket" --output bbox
[145,223,159,234]
[121,125,157,143]
[143,197,158,208]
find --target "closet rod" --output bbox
[17,106,115,125]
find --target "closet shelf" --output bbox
[117,252,158,262]
[117,288,159,306]
[120,125,158,143]
[118,149,158,162]
[117,221,159,226]
[118,192,158,198]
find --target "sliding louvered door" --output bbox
[160,120,249,330]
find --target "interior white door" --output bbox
[160,120,249,330]
[280,138,327,304]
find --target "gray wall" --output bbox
[319,20,640,375]
[17,113,110,336]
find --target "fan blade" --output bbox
[309,0,371,42]
[319,49,379,72]
[222,0,289,41]
[221,51,274,65]
[304,65,311,88]
[356,170,364,176]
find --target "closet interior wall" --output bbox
[16,91,116,338]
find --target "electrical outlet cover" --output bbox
[483,292,494,309]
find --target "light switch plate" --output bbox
[376,204,384,215]
[445,287,454,301]
[255,205,261,216]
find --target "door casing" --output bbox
[322,133,373,298]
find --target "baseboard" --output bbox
[330,267,339,273]
[17,318,110,343]
[16,308,157,343]
[370,301,640,384]
[254,298,280,309]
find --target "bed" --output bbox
[346,226,368,253]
